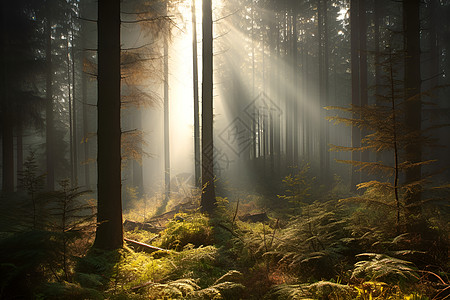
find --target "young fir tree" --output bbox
[47,179,94,281]
[18,151,46,229]
[326,48,436,234]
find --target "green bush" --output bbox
[159,213,213,250]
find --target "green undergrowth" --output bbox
[1,185,447,299]
[157,213,214,250]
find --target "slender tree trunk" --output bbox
[350,0,360,191]
[71,19,78,185]
[275,14,281,173]
[45,3,55,191]
[292,6,299,167]
[2,116,14,193]
[388,49,401,234]
[192,0,201,187]
[359,0,369,181]
[81,0,90,189]
[323,0,330,182]
[374,0,382,163]
[164,14,170,208]
[16,113,23,188]
[285,14,293,168]
[318,0,330,182]
[200,0,216,213]
[403,0,422,216]
[251,0,257,161]
[67,37,74,184]
[94,0,123,249]
[132,110,143,194]
[428,0,439,91]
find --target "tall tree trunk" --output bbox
[200,0,216,213]
[192,0,201,187]
[285,14,293,168]
[81,0,90,189]
[16,113,23,189]
[358,0,369,178]
[71,19,78,185]
[318,0,330,182]
[428,0,439,91]
[403,0,422,216]
[275,14,281,173]
[1,116,14,193]
[350,0,360,191]
[132,110,143,194]
[67,36,74,184]
[94,0,123,250]
[292,6,299,167]
[374,0,382,163]
[164,13,170,208]
[45,2,55,191]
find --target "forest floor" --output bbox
[0,182,448,299]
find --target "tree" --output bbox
[192,0,201,187]
[350,0,360,191]
[326,47,436,234]
[45,0,55,191]
[93,0,123,249]
[201,0,216,213]
[1,1,43,194]
[403,0,422,219]
[164,2,170,209]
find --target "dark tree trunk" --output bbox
[428,0,439,91]
[81,0,90,189]
[350,0,360,191]
[285,14,293,167]
[374,0,383,163]
[2,116,14,194]
[67,36,74,184]
[200,0,216,213]
[358,0,369,179]
[45,3,55,191]
[164,13,170,208]
[132,111,143,193]
[94,0,123,250]
[192,0,200,187]
[292,6,299,166]
[16,113,23,188]
[403,0,422,215]
[71,20,78,185]
[318,0,330,182]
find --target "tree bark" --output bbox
[403,0,422,215]
[94,0,123,250]
[350,0,360,191]
[358,0,369,178]
[45,2,55,191]
[192,0,201,187]
[164,11,170,209]
[1,116,14,193]
[16,113,23,189]
[201,0,216,213]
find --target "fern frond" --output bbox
[352,253,418,282]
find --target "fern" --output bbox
[352,253,418,283]
[264,281,356,300]
[266,200,351,280]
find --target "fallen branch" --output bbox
[124,238,169,254]
[123,220,165,233]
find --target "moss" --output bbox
[158,213,213,250]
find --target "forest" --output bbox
[0,0,449,299]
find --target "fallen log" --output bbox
[124,238,169,254]
[147,200,199,226]
[123,220,165,233]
